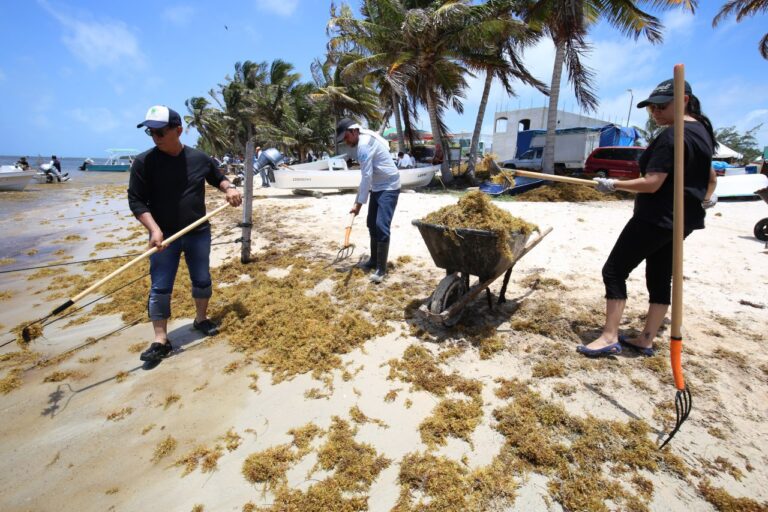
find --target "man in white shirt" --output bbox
[337,118,401,283]
[396,151,414,169]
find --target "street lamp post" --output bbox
[625,89,634,127]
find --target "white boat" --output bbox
[272,158,438,190]
[715,173,768,198]
[0,165,34,192]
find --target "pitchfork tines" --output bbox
[333,213,357,264]
[659,385,692,449]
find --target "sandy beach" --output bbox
[0,179,767,512]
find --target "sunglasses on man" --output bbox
[145,126,177,137]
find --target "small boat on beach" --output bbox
[272,158,438,190]
[0,165,34,192]
[715,173,768,198]
[84,149,138,172]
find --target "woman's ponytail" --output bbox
[687,95,718,153]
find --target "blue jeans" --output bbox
[366,189,400,243]
[148,227,212,320]
[259,167,270,186]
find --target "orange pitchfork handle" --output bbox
[343,213,356,249]
[659,64,693,449]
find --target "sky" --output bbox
[0,0,766,159]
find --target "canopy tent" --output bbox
[713,141,743,160]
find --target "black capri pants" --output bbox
[602,217,691,305]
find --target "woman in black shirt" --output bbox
[577,79,718,357]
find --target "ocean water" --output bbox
[0,154,131,220]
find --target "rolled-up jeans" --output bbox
[148,227,212,321]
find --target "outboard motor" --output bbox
[255,148,285,183]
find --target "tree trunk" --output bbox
[426,91,452,184]
[542,41,565,175]
[392,91,405,152]
[467,70,493,182]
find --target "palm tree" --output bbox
[331,0,517,184]
[462,2,549,182]
[309,54,382,154]
[183,97,229,156]
[713,0,768,59]
[518,1,696,174]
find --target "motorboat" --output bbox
[83,149,138,171]
[0,165,35,191]
[272,158,438,190]
[715,173,768,198]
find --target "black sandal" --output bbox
[193,319,219,336]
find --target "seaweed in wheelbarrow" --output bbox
[422,191,538,261]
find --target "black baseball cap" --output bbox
[335,118,361,142]
[137,105,182,129]
[637,79,692,108]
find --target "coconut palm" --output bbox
[310,54,382,154]
[713,0,768,59]
[183,97,229,156]
[518,1,696,174]
[331,0,521,183]
[462,2,549,182]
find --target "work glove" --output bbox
[702,194,718,209]
[593,177,616,193]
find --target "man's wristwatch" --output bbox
[226,184,237,190]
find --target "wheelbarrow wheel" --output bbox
[754,218,768,241]
[429,273,467,327]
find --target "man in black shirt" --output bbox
[128,105,242,363]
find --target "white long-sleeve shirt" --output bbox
[346,129,400,204]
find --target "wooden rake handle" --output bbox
[343,213,357,248]
[491,161,597,187]
[67,203,231,306]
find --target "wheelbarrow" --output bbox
[754,187,768,242]
[412,220,552,326]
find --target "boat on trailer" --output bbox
[84,149,138,172]
[0,165,35,191]
[272,158,438,190]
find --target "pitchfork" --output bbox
[659,64,693,449]
[333,213,357,264]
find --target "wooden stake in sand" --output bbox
[241,141,255,263]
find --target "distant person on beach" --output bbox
[255,146,271,187]
[396,151,413,169]
[128,105,242,364]
[16,157,30,170]
[578,79,718,358]
[337,118,401,283]
[47,155,69,181]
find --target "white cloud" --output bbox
[660,9,695,38]
[38,0,145,71]
[255,0,299,17]
[163,5,195,26]
[68,107,121,133]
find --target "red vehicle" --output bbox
[584,146,646,179]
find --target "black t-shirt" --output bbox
[128,146,226,235]
[634,121,713,231]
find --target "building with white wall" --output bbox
[492,108,609,160]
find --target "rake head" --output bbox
[659,386,692,449]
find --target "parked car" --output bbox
[584,146,646,179]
